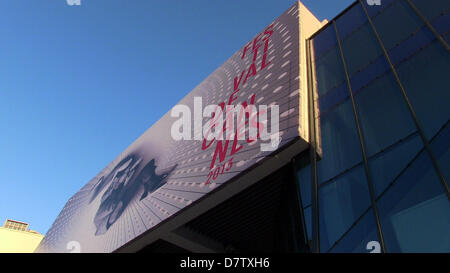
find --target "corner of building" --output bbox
[297,1,324,147]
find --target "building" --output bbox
[0,219,44,253]
[36,0,449,253]
[303,0,450,253]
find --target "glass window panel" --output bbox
[317,97,363,183]
[311,25,338,61]
[318,82,348,114]
[395,40,450,139]
[330,208,380,253]
[430,9,450,36]
[297,166,311,208]
[377,150,450,252]
[349,55,390,93]
[295,153,313,245]
[295,151,311,207]
[430,121,450,186]
[387,26,435,66]
[410,0,450,22]
[303,206,312,242]
[295,153,312,208]
[372,0,424,50]
[369,134,423,197]
[314,45,346,97]
[340,23,383,76]
[319,166,371,252]
[354,71,417,156]
[334,3,367,40]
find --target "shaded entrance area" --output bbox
[139,163,310,253]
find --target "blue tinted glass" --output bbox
[387,26,435,66]
[372,0,424,50]
[340,23,383,76]
[314,45,346,96]
[354,71,417,156]
[330,209,380,253]
[335,3,367,40]
[410,0,450,22]
[430,9,450,35]
[318,82,348,114]
[318,166,371,251]
[377,150,450,252]
[312,24,338,61]
[349,54,390,93]
[430,121,450,185]
[304,206,312,242]
[317,97,363,183]
[297,166,312,207]
[395,40,450,139]
[369,134,423,197]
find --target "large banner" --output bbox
[36,3,303,253]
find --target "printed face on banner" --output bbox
[36,3,302,252]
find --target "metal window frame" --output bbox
[306,37,320,253]
[332,19,387,253]
[405,0,450,52]
[303,0,450,253]
[358,0,449,199]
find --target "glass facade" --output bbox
[297,0,450,253]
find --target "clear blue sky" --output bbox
[0,0,354,234]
